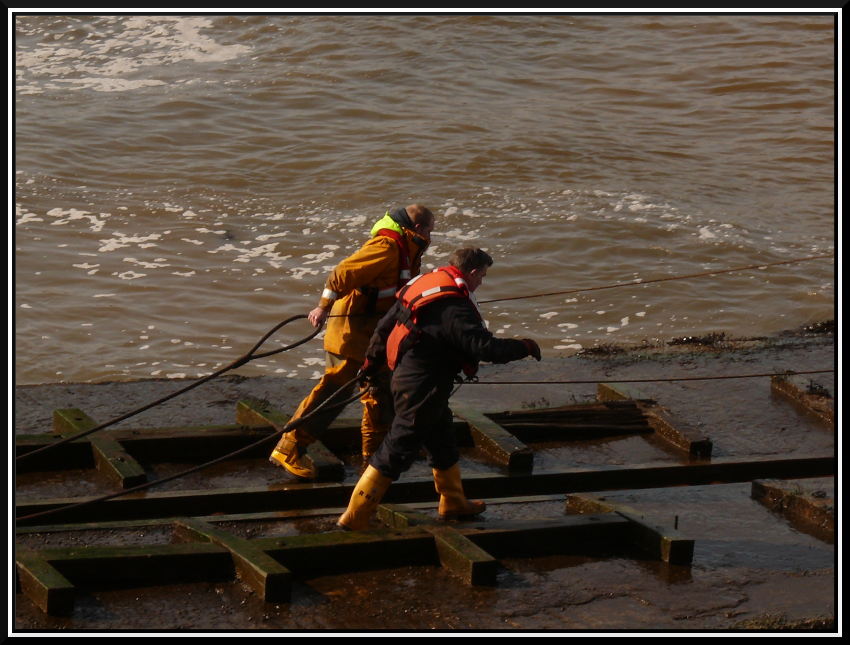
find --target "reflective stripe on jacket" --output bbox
[385,265,478,373]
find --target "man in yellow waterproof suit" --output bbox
[270,205,435,478]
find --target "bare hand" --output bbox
[308,306,329,328]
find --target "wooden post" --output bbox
[16,551,75,616]
[52,409,148,488]
[566,493,694,565]
[452,405,533,472]
[597,384,712,459]
[173,517,292,603]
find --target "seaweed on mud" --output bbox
[778,320,835,337]
[668,332,728,347]
[577,344,628,357]
[731,613,835,631]
[805,381,832,398]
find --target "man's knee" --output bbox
[369,425,420,480]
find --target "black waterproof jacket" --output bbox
[366,296,530,381]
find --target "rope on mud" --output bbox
[15,375,366,524]
[16,314,323,462]
[477,254,834,305]
[463,368,834,385]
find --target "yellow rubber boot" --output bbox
[337,465,393,531]
[433,463,486,521]
[269,428,314,479]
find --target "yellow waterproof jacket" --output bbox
[319,215,426,360]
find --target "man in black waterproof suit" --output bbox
[337,247,542,530]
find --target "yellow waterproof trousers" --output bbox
[285,352,393,459]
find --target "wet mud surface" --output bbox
[12,331,836,632]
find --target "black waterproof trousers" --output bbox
[369,355,458,480]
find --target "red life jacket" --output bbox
[385,265,480,377]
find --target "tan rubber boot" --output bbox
[360,383,390,473]
[433,463,486,521]
[360,429,388,474]
[337,465,393,531]
[269,428,314,479]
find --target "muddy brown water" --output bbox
[13,332,836,632]
[15,14,835,387]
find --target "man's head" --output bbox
[405,204,435,243]
[449,247,493,292]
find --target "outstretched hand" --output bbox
[521,339,542,361]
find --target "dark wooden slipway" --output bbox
[15,379,834,616]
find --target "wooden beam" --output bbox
[566,493,694,565]
[426,524,498,585]
[51,409,148,488]
[16,424,277,470]
[751,479,834,543]
[34,542,233,587]
[452,405,533,472]
[173,517,292,602]
[90,437,148,489]
[596,382,655,404]
[17,456,835,528]
[260,527,439,574]
[15,551,75,616]
[377,503,434,528]
[597,384,712,459]
[771,375,835,427]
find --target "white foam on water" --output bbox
[16,16,252,94]
[123,257,170,269]
[57,77,166,93]
[98,232,162,253]
[440,228,481,242]
[16,211,44,225]
[114,271,146,280]
[303,251,336,265]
